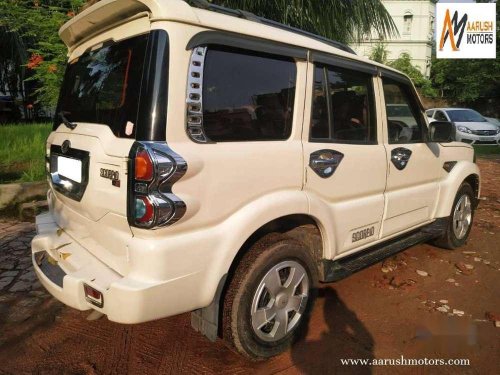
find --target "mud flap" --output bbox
[191,274,227,342]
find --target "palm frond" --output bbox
[211,0,398,44]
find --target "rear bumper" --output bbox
[32,212,206,324]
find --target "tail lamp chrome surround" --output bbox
[128,142,187,229]
[186,46,212,143]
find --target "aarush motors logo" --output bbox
[436,3,496,59]
[439,9,467,51]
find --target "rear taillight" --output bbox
[128,142,187,229]
[135,196,154,224]
[135,149,154,181]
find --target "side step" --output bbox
[321,218,448,282]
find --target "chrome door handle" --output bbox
[311,158,340,167]
[309,149,344,178]
[391,147,412,170]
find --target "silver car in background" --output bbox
[426,108,500,146]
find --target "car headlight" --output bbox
[496,128,500,135]
[457,126,472,134]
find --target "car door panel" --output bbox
[380,76,440,238]
[303,63,386,256]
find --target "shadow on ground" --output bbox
[291,287,374,374]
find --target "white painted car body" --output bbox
[32,0,481,325]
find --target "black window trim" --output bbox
[186,30,307,60]
[136,30,170,141]
[309,64,378,146]
[186,32,429,146]
[310,52,378,76]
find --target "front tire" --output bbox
[222,233,317,359]
[434,182,475,249]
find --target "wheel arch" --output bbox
[464,173,480,206]
[191,213,329,340]
[434,161,481,218]
[226,214,327,285]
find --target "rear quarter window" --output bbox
[202,46,297,142]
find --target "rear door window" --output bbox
[202,46,297,142]
[56,34,149,138]
[311,64,376,144]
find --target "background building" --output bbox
[351,0,436,77]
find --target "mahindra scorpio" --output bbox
[32,0,480,359]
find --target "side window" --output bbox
[425,109,435,118]
[202,46,297,142]
[435,111,448,121]
[311,64,376,144]
[382,78,426,144]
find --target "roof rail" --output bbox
[187,0,356,55]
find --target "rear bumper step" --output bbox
[32,212,206,324]
[321,218,449,282]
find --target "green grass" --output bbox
[0,123,52,183]
[474,145,500,156]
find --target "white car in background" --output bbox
[426,108,500,146]
[485,116,500,129]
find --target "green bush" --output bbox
[0,123,52,183]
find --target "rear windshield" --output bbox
[55,34,149,138]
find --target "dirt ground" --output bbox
[0,158,499,375]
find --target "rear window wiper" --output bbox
[59,111,77,130]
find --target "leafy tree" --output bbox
[431,58,500,103]
[369,41,389,64]
[388,53,437,98]
[388,53,425,85]
[0,1,83,107]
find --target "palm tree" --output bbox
[82,0,398,44]
[200,0,398,44]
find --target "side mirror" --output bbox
[429,121,455,143]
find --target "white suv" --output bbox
[32,0,481,359]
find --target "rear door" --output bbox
[47,21,165,275]
[379,75,440,238]
[303,59,387,256]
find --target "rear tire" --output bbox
[222,233,317,360]
[433,182,475,249]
